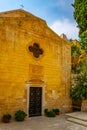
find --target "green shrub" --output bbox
[44,108,48,114]
[3,114,12,119]
[15,110,27,121]
[2,114,12,123]
[52,108,60,113]
[52,108,60,115]
[47,111,56,117]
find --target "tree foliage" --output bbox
[72,0,87,36]
[71,0,87,70]
[70,72,87,101]
[70,0,87,105]
[79,31,87,52]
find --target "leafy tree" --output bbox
[72,0,87,36]
[70,40,81,73]
[70,1,87,110]
[70,72,87,101]
[79,31,87,52]
[71,0,87,71]
[71,44,81,57]
[72,0,87,51]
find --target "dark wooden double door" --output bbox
[29,87,42,117]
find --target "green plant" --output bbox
[44,108,56,117]
[70,72,87,101]
[44,108,48,114]
[2,114,12,123]
[70,72,87,111]
[47,111,56,117]
[52,108,60,115]
[15,110,27,121]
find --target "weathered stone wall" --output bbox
[0,9,71,117]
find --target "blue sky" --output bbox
[0,0,79,39]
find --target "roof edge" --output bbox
[0,9,47,24]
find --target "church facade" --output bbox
[0,9,71,117]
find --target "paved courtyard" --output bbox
[0,114,87,130]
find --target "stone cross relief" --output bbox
[29,43,43,58]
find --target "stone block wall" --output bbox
[0,9,72,117]
[81,100,87,112]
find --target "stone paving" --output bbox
[0,114,87,130]
[66,112,87,127]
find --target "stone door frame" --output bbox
[26,81,46,117]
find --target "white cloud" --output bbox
[49,0,66,8]
[50,18,79,40]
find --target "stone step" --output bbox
[66,112,87,121]
[67,117,87,127]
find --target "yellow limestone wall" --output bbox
[0,9,72,117]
